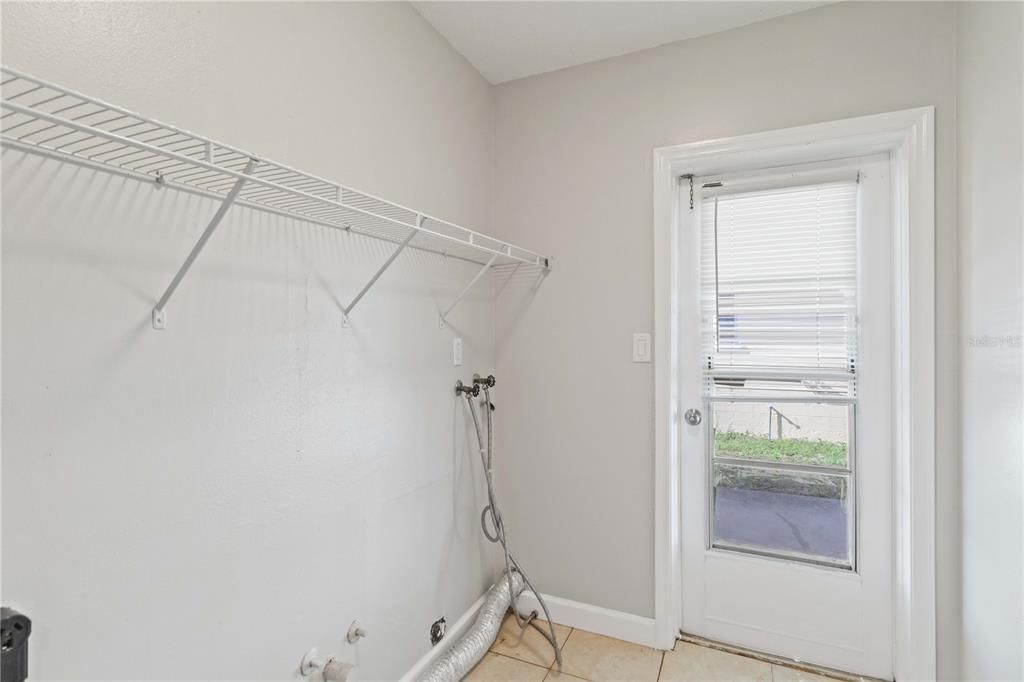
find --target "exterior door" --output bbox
[678,155,894,679]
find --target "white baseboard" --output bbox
[515,591,663,650]
[400,590,488,682]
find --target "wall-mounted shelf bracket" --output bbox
[151,157,259,329]
[439,253,498,328]
[341,217,421,327]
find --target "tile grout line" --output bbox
[553,627,574,668]
[491,650,550,672]
[488,621,577,679]
[488,621,845,682]
[549,627,573,678]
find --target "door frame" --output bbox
[651,107,936,680]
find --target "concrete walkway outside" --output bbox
[714,486,848,560]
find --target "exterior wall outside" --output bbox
[713,402,848,444]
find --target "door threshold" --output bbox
[677,632,888,682]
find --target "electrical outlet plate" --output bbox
[453,338,463,366]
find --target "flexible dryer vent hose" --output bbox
[417,570,525,682]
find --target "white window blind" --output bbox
[700,179,858,396]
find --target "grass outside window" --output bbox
[714,431,847,468]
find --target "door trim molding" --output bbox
[652,107,936,680]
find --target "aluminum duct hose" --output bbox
[416,570,525,682]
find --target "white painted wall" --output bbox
[1,3,502,680]
[491,2,964,675]
[957,3,1024,679]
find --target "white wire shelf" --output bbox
[0,66,550,328]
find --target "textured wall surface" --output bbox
[491,4,962,670]
[1,3,502,679]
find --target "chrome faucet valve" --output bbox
[473,374,496,388]
[455,380,480,397]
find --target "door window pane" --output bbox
[712,400,851,469]
[700,178,860,570]
[712,462,851,567]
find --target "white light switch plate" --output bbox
[632,333,651,363]
[453,338,463,366]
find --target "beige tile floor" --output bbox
[465,615,845,682]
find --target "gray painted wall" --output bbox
[491,2,969,676]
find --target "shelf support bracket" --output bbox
[152,157,259,329]
[341,218,420,326]
[439,253,498,329]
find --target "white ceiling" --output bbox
[414,1,828,84]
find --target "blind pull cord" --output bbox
[681,173,695,210]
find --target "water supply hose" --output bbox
[416,379,561,681]
[466,384,563,669]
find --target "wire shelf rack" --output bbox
[0,66,550,328]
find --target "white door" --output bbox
[678,155,893,680]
